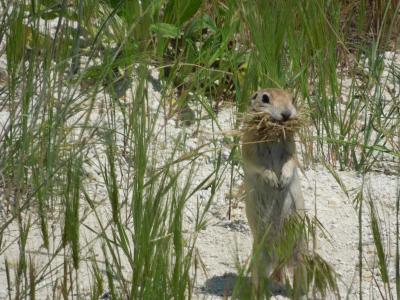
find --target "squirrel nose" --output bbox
[281,111,291,121]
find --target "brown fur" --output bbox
[242,89,306,297]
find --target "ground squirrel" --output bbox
[242,88,306,297]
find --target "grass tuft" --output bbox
[241,110,308,142]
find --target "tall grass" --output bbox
[0,0,399,299]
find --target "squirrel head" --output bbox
[250,88,297,122]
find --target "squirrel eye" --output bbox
[262,94,270,103]
[252,93,257,100]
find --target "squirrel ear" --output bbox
[251,93,257,100]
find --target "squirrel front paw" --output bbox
[262,169,280,188]
[280,163,294,188]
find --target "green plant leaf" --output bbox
[150,22,180,38]
[185,14,217,36]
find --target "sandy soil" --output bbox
[174,105,399,300]
[0,64,399,300]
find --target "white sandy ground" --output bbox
[1,98,399,299]
[194,164,399,299]
[0,60,399,299]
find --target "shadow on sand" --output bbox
[201,272,289,298]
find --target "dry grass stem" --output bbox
[241,111,308,142]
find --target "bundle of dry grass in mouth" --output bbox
[241,111,306,142]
